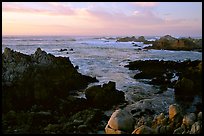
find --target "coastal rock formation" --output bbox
[2,47,98,112]
[144,35,202,51]
[85,81,125,109]
[116,36,146,42]
[125,59,202,111]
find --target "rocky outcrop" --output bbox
[116,36,146,42]
[2,48,98,112]
[144,35,202,52]
[125,59,202,112]
[105,104,202,134]
[85,81,125,109]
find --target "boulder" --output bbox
[190,121,202,134]
[197,112,202,121]
[105,109,135,133]
[182,113,196,128]
[174,77,194,95]
[105,124,126,134]
[85,81,125,109]
[169,104,181,121]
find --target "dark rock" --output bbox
[174,77,194,95]
[59,49,68,52]
[2,48,98,112]
[125,59,202,114]
[74,65,79,69]
[85,81,125,109]
[62,108,103,133]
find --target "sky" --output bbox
[2,2,202,37]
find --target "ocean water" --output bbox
[2,36,202,113]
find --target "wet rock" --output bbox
[105,109,135,133]
[85,81,125,109]
[132,125,155,134]
[59,49,68,52]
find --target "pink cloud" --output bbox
[2,2,75,16]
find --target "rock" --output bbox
[160,35,177,41]
[44,124,62,134]
[169,104,181,121]
[59,49,68,52]
[105,124,126,134]
[144,35,201,51]
[85,81,125,109]
[137,36,146,42]
[182,113,196,128]
[174,77,194,95]
[152,113,167,128]
[173,125,185,134]
[190,121,202,134]
[197,112,202,121]
[32,48,54,64]
[155,125,171,134]
[116,36,146,42]
[2,48,98,112]
[78,125,88,133]
[105,109,134,133]
[132,125,155,134]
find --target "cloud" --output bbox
[132,2,159,7]
[2,2,76,16]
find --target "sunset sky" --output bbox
[2,2,202,37]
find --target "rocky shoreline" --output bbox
[125,59,202,113]
[2,48,202,134]
[105,104,202,134]
[2,48,125,134]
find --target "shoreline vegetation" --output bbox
[2,35,202,134]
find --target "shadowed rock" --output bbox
[85,81,125,109]
[2,48,98,112]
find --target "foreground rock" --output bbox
[105,109,135,134]
[2,47,98,112]
[105,104,202,134]
[144,35,202,52]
